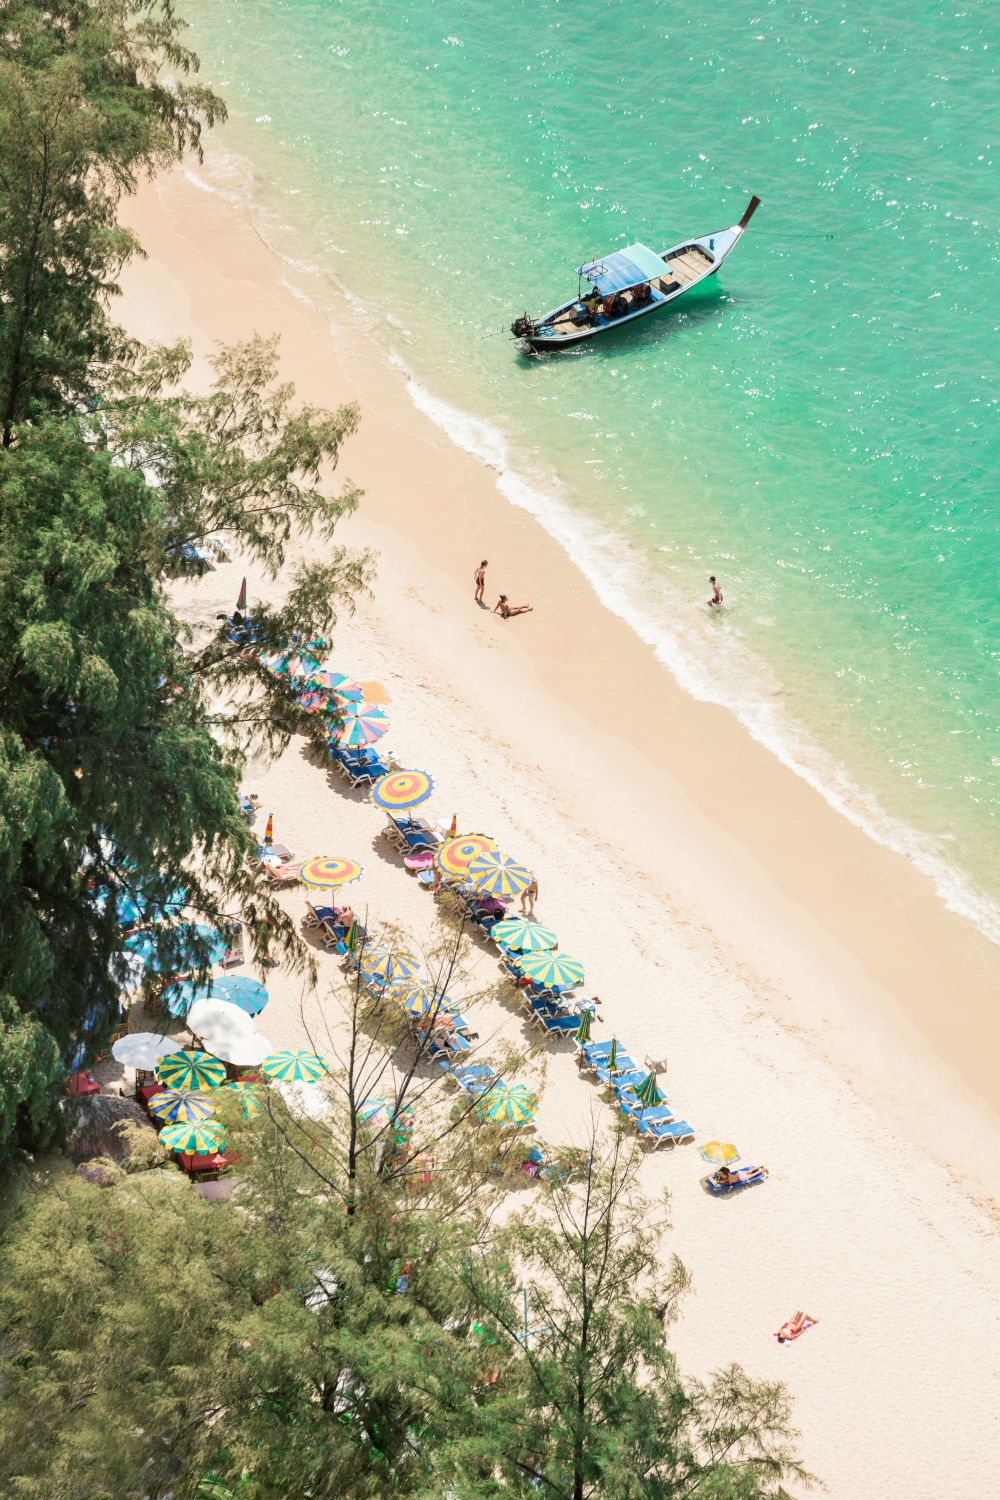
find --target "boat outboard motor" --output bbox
[511,312,536,340]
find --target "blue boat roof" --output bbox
[576,242,667,295]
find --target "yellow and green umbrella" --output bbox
[159,1119,226,1154]
[474,1083,539,1129]
[607,1038,618,1071]
[519,951,585,989]
[147,1089,217,1124]
[434,834,497,879]
[468,851,532,899]
[699,1140,739,1166]
[574,1010,592,1044]
[220,1080,265,1119]
[260,1049,329,1083]
[345,918,360,953]
[634,1070,662,1109]
[298,855,363,890]
[155,1050,226,1092]
[369,769,434,812]
[490,918,557,953]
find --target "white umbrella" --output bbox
[111,1033,186,1071]
[187,997,257,1047]
[206,1032,273,1067]
[274,1077,331,1122]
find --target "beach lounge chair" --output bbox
[593,1053,639,1084]
[576,1039,614,1068]
[537,1012,582,1038]
[450,1063,499,1097]
[404,852,434,873]
[260,860,301,887]
[303,902,338,930]
[636,1118,694,1149]
[607,1070,652,1100]
[702,1165,768,1192]
[416,869,436,891]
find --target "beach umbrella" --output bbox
[474,1084,539,1129]
[159,1119,226,1155]
[699,1140,739,1166]
[329,703,388,749]
[448,814,457,838]
[607,1038,618,1071]
[391,982,432,1016]
[574,1010,592,1044]
[147,1089,217,1124]
[468,851,532,899]
[236,577,247,613]
[297,689,331,715]
[187,997,257,1047]
[220,1080,265,1118]
[634,1070,662,1109]
[155,1050,226,1092]
[491,918,557,953]
[434,834,498,879]
[161,977,216,1018]
[519,951,585,989]
[309,670,364,703]
[298,855,363,890]
[260,1049,329,1084]
[208,975,269,1017]
[369,769,435,814]
[111,1032,186,1071]
[208,1032,273,1068]
[263,814,273,846]
[365,946,419,981]
[345,919,360,954]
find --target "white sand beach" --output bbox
[111,162,1000,1500]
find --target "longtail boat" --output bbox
[510,196,760,353]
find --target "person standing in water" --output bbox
[708,575,724,607]
[475,560,488,604]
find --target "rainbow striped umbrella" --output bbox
[297,689,331,715]
[220,1080,265,1119]
[519,951,585,989]
[159,1119,226,1155]
[309,671,364,703]
[298,855,363,890]
[147,1089,217,1124]
[369,769,435,812]
[491,918,557,953]
[264,814,273,845]
[434,834,498,879]
[155,1050,226,1092]
[261,640,326,678]
[330,704,388,749]
[260,1050,329,1083]
[365,947,419,981]
[468,852,532,899]
[574,1010,593,1044]
[699,1140,739,1166]
[634,1070,662,1109]
[474,1084,538,1129]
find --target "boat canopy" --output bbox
[576,242,668,295]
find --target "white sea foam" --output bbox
[391,354,1000,949]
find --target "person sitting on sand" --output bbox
[495,595,534,619]
[775,1310,819,1344]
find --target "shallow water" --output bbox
[177,0,1000,935]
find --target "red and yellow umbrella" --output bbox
[434,834,498,879]
[298,856,363,890]
[369,770,434,812]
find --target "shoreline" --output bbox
[118,161,1000,1498]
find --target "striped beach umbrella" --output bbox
[261,640,326,679]
[147,1089,217,1124]
[491,918,557,953]
[474,1084,539,1129]
[607,1038,618,1072]
[699,1140,739,1166]
[330,704,388,748]
[434,834,498,879]
[519,951,585,989]
[155,1050,226,1092]
[634,1070,662,1108]
[220,1080,265,1119]
[260,1049,329,1083]
[365,947,419,981]
[297,689,331,715]
[159,1119,226,1155]
[208,975,269,1017]
[448,814,457,838]
[236,576,247,613]
[468,852,532,899]
[263,814,273,846]
[309,670,364,703]
[392,982,434,1016]
[574,1009,593,1044]
[298,856,363,890]
[345,919,360,953]
[369,769,435,813]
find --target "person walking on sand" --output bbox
[708,575,724,607]
[520,874,538,916]
[495,594,534,619]
[475,560,488,604]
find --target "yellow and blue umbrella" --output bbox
[155,1050,226,1092]
[474,1084,539,1129]
[699,1140,739,1165]
[330,704,388,749]
[370,770,434,813]
[490,918,557,953]
[434,834,497,879]
[260,1049,329,1083]
[147,1089,217,1124]
[574,1010,592,1044]
[519,951,585,989]
[634,1070,662,1109]
[468,852,532,899]
[159,1119,226,1155]
[298,856,363,890]
[364,947,420,981]
[220,1080,265,1119]
[392,982,434,1016]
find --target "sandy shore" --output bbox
[114,163,1000,1499]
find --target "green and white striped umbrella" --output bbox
[634,1070,663,1108]
[159,1119,226,1155]
[490,918,557,953]
[574,1010,592,1044]
[260,1050,329,1083]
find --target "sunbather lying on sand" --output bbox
[775,1310,819,1344]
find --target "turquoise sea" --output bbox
[179,0,1000,936]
